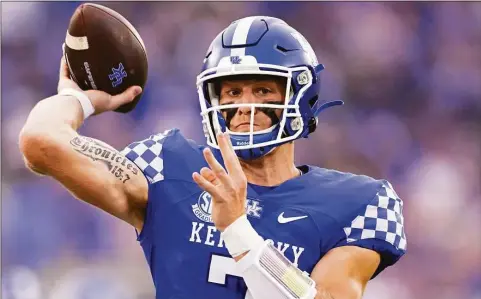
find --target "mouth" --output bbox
[234,122,259,132]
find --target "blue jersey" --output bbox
[121,129,407,299]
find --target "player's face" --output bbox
[218,77,286,132]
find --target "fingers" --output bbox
[192,172,219,198]
[200,167,219,186]
[223,131,235,151]
[59,55,70,81]
[203,147,233,187]
[58,54,80,93]
[217,132,244,180]
[110,85,142,108]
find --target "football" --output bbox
[64,3,148,113]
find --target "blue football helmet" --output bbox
[196,16,342,160]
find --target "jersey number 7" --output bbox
[208,254,250,298]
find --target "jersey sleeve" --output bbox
[119,129,177,244]
[336,180,407,278]
[120,130,173,184]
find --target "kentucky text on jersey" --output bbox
[189,222,306,266]
[121,129,407,299]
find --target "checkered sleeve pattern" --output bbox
[120,132,169,184]
[343,181,407,251]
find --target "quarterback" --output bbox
[20,16,406,299]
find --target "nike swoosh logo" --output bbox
[277,212,308,224]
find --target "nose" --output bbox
[237,91,257,116]
[237,106,256,116]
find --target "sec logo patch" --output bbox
[192,191,213,223]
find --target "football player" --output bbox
[20,16,406,299]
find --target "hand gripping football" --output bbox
[64,3,148,113]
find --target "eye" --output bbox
[226,89,241,97]
[257,87,272,96]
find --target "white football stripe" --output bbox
[65,31,89,50]
[230,16,257,57]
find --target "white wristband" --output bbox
[221,215,264,257]
[236,241,317,299]
[59,88,95,120]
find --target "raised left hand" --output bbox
[58,44,141,115]
[192,132,247,232]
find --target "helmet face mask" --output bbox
[196,16,342,160]
[198,64,313,148]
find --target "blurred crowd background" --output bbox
[2,2,481,299]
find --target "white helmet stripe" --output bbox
[231,16,257,57]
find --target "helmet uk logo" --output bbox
[230,56,242,64]
[108,62,128,87]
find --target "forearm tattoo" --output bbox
[70,136,139,184]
